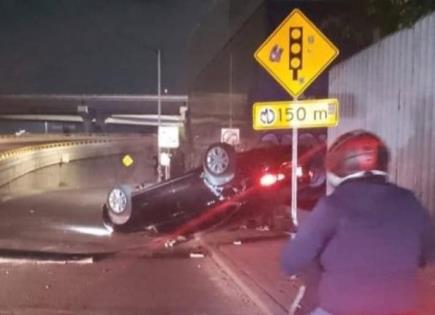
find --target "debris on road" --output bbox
[177,235,187,242]
[255,225,270,232]
[190,253,205,259]
[163,234,190,248]
[164,239,177,248]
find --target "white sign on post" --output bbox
[221,128,240,146]
[158,126,179,149]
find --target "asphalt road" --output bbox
[0,186,126,254]
[0,152,266,314]
[0,150,157,254]
[0,254,265,315]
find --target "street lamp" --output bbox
[145,46,162,181]
[156,48,163,181]
[157,48,161,130]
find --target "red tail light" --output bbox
[260,173,277,186]
[260,172,286,187]
[260,167,304,186]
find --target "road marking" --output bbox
[0,195,12,202]
[0,257,93,265]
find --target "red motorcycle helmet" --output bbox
[326,130,389,186]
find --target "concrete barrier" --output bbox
[0,135,157,187]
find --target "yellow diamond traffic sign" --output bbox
[254,9,339,98]
[253,98,339,130]
[122,154,134,168]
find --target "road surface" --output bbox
[0,146,266,314]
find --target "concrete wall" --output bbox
[0,136,157,188]
[328,12,435,214]
[188,92,259,166]
[187,3,269,166]
[0,153,156,194]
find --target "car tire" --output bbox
[203,142,236,186]
[105,184,133,227]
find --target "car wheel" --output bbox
[203,142,236,186]
[105,184,133,227]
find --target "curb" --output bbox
[197,234,288,315]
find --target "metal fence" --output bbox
[328,12,435,214]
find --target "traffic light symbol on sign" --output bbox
[254,9,339,98]
[289,27,303,81]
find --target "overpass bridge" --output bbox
[0,94,188,133]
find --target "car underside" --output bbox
[103,140,326,234]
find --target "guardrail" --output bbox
[0,135,156,187]
[0,133,144,143]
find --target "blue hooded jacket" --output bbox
[282,176,435,315]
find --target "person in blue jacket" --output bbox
[282,130,435,315]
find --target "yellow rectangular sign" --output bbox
[253,98,339,130]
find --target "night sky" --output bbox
[0,0,214,95]
[0,1,384,97]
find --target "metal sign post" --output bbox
[252,8,340,314]
[252,98,340,227]
[291,119,299,227]
[253,9,339,229]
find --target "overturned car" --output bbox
[103,139,326,233]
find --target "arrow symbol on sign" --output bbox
[259,108,275,125]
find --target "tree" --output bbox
[367,0,435,36]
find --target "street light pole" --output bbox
[156,48,163,181]
[157,48,161,127]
